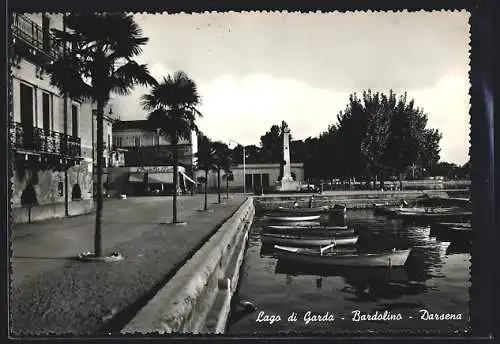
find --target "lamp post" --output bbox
[229,139,246,194]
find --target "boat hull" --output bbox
[264,224,349,231]
[263,214,321,222]
[275,246,411,267]
[394,210,472,222]
[261,234,358,246]
[262,227,355,237]
[276,205,346,216]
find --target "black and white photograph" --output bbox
[8,9,478,337]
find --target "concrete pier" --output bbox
[121,198,255,334]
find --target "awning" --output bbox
[129,173,145,183]
[180,171,197,184]
[147,172,173,184]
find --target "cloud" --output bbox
[113,67,469,165]
[195,73,350,146]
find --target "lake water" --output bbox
[227,209,471,335]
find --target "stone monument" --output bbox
[276,121,301,192]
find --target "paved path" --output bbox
[10,194,245,335]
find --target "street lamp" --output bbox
[229,139,246,194]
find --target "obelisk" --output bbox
[277,121,300,191]
[281,122,293,182]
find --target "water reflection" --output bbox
[274,260,428,303]
[229,209,470,334]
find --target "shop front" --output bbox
[128,166,197,196]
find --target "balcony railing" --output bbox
[10,122,81,157]
[12,13,63,61]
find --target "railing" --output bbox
[10,122,81,157]
[12,13,63,61]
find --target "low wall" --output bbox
[11,199,94,224]
[253,190,468,211]
[122,197,255,334]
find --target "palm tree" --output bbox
[212,142,232,203]
[45,13,156,258]
[195,134,217,211]
[141,71,202,224]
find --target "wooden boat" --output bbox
[392,209,471,222]
[276,204,346,216]
[264,224,349,231]
[263,214,321,222]
[262,227,355,237]
[261,233,358,246]
[274,245,411,267]
[375,196,471,216]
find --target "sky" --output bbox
[112,11,471,165]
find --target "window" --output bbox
[134,136,141,147]
[20,83,34,148]
[71,104,78,137]
[113,136,123,147]
[58,181,64,197]
[245,174,253,188]
[107,134,111,150]
[42,92,51,132]
[262,173,270,188]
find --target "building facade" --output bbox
[108,120,198,196]
[197,163,305,192]
[10,13,94,223]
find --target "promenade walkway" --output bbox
[10,194,245,335]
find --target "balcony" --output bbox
[12,13,63,64]
[10,122,81,157]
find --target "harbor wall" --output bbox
[253,190,470,211]
[121,197,255,334]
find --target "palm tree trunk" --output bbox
[204,169,208,211]
[217,169,221,203]
[94,100,104,257]
[172,139,179,223]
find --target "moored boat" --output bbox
[276,204,346,216]
[261,233,358,246]
[392,209,471,222]
[264,224,349,231]
[274,245,411,267]
[262,227,355,237]
[263,214,321,222]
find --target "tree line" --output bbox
[231,90,470,189]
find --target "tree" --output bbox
[335,93,369,185]
[46,13,156,258]
[359,90,393,188]
[141,71,202,224]
[333,90,442,190]
[195,133,216,211]
[212,141,232,203]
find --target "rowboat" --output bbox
[262,227,355,237]
[263,214,321,222]
[276,204,346,216]
[264,224,349,231]
[261,233,358,246]
[392,209,471,222]
[274,245,411,267]
[374,196,471,216]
